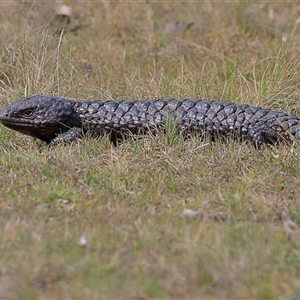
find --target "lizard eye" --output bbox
[22,109,33,116]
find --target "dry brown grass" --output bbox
[1,1,300,299]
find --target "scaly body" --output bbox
[0,95,300,148]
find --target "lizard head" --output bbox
[0,95,81,142]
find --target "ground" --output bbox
[0,1,300,299]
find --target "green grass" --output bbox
[0,1,300,299]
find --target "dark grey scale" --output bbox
[207,102,225,115]
[236,112,245,125]
[277,116,289,125]
[227,115,237,129]
[78,113,87,119]
[241,126,248,134]
[289,124,300,135]
[194,107,209,116]
[195,101,213,113]
[133,121,143,127]
[57,109,68,118]
[79,101,92,110]
[244,110,257,122]
[154,112,164,123]
[34,119,41,125]
[216,111,232,131]
[123,113,133,123]
[76,106,87,114]
[112,117,122,130]
[131,114,142,125]
[277,112,290,118]
[206,107,217,119]
[181,100,197,111]
[217,119,230,134]
[267,111,279,118]
[278,113,298,121]
[54,101,62,108]
[49,96,60,103]
[177,106,187,119]
[248,109,270,123]
[185,107,198,121]
[118,119,130,130]
[128,124,139,130]
[234,104,249,115]
[104,116,114,125]
[166,99,182,111]
[92,113,100,120]
[220,101,233,107]
[145,115,155,126]
[190,119,199,129]
[153,100,167,111]
[161,105,175,118]
[222,120,237,133]
[95,105,108,117]
[212,118,222,131]
[136,101,151,112]
[103,101,119,113]
[180,114,195,127]
[258,109,277,120]
[224,104,237,115]
[221,113,239,133]
[114,106,127,118]
[127,103,140,117]
[215,110,229,123]
[196,112,206,124]
[285,119,300,128]
[263,117,278,126]
[139,112,147,123]
[245,106,260,118]
[117,101,135,114]
[257,115,275,125]
[174,105,188,119]
[138,100,150,117]
[219,113,232,129]
[89,101,101,110]
[38,103,46,110]
[104,112,114,121]
[203,115,214,131]
[203,100,215,106]
[208,116,220,131]
[88,103,100,113]
[147,103,159,115]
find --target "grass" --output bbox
[1,1,300,299]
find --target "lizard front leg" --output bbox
[49,128,84,147]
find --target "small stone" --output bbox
[35,203,51,214]
[78,235,87,247]
[183,208,202,217]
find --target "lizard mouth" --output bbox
[0,118,59,142]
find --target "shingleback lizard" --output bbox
[0,94,300,149]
